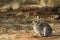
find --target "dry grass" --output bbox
[0,13,60,40]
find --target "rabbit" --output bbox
[32,16,52,37]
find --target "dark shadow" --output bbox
[51,34,60,38]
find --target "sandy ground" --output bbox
[0,32,58,40]
[0,23,60,40]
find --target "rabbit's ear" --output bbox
[36,16,40,21]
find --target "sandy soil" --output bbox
[0,30,60,40]
[0,23,60,40]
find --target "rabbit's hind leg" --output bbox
[43,27,47,37]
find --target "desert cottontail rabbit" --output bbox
[32,16,52,37]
